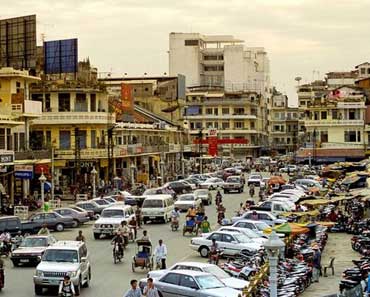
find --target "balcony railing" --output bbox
[31,112,115,125]
[15,149,51,160]
[11,101,42,118]
[185,114,257,120]
[305,119,363,127]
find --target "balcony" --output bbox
[31,112,115,125]
[12,100,42,118]
[55,148,107,160]
[0,114,24,126]
[305,119,363,127]
[185,114,257,120]
[15,149,51,160]
[321,142,364,149]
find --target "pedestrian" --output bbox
[143,278,159,297]
[312,245,321,283]
[129,216,137,239]
[75,230,85,242]
[200,216,211,233]
[38,224,50,235]
[124,279,141,297]
[154,239,167,269]
[58,275,75,297]
[135,206,142,228]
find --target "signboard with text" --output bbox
[0,154,14,163]
[14,165,33,179]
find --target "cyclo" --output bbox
[183,216,198,236]
[131,240,153,272]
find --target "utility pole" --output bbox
[107,126,114,181]
[51,146,54,200]
[74,128,81,184]
[312,129,317,166]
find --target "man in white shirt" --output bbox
[154,239,167,269]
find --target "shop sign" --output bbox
[14,165,33,179]
[0,154,13,163]
[136,147,144,154]
[35,164,49,174]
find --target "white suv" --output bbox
[34,241,91,295]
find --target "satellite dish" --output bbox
[295,77,302,82]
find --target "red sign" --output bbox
[208,137,218,156]
[35,164,49,174]
[121,83,134,114]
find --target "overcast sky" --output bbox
[2,0,370,105]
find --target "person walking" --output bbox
[312,245,321,283]
[58,275,75,297]
[143,278,159,297]
[200,216,211,234]
[124,279,142,297]
[75,230,85,242]
[154,239,167,269]
[38,224,50,235]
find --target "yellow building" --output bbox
[182,87,268,158]
[0,67,42,203]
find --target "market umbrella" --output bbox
[266,223,309,235]
[268,176,286,185]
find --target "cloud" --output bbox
[2,0,370,103]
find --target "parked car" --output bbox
[0,216,39,235]
[247,174,263,187]
[194,189,212,205]
[11,235,57,267]
[181,180,197,190]
[69,205,95,220]
[190,231,260,258]
[146,262,249,291]
[34,240,91,295]
[28,212,75,232]
[143,186,176,199]
[165,181,192,195]
[231,211,286,226]
[174,194,202,212]
[249,201,291,216]
[232,219,284,238]
[139,270,242,297]
[279,165,298,173]
[295,179,322,190]
[215,226,267,245]
[91,198,111,210]
[200,178,225,190]
[75,200,104,215]
[223,176,244,194]
[54,207,90,227]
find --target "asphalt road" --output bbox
[4,184,254,297]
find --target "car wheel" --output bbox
[55,223,64,232]
[72,219,79,228]
[83,269,91,288]
[199,246,209,258]
[93,233,100,240]
[158,291,164,297]
[34,285,43,295]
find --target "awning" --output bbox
[14,159,51,165]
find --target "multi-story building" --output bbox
[269,92,298,155]
[182,86,268,158]
[169,33,270,95]
[0,67,42,203]
[297,85,366,162]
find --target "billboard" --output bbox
[121,83,134,113]
[177,74,186,99]
[44,38,78,74]
[0,15,37,69]
[14,165,33,179]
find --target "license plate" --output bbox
[102,230,112,234]
[149,216,156,219]
[20,259,29,263]
[49,279,60,285]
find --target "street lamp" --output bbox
[113,176,121,192]
[308,152,312,169]
[39,171,47,212]
[264,231,285,297]
[181,158,186,177]
[91,167,97,198]
[130,163,136,187]
[160,159,165,185]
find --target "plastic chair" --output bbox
[324,257,335,277]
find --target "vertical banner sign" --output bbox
[121,83,134,114]
[208,129,218,156]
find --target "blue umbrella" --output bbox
[44,182,52,191]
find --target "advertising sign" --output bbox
[208,129,218,156]
[121,83,134,113]
[0,153,14,163]
[44,38,78,74]
[14,165,33,179]
[35,164,49,174]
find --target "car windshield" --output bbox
[70,207,83,212]
[20,237,48,247]
[79,204,93,209]
[227,177,239,183]
[195,190,207,196]
[142,200,163,208]
[256,222,270,231]
[250,175,261,179]
[203,266,230,279]
[242,228,260,238]
[195,275,225,289]
[42,249,78,263]
[143,189,158,195]
[234,234,253,243]
[101,209,124,218]
[94,199,109,205]
[179,195,194,201]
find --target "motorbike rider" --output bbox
[217,203,226,224]
[111,231,124,258]
[58,275,75,297]
[249,183,255,197]
[186,206,197,219]
[170,207,180,225]
[128,216,138,239]
[116,221,130,247]
[0,232,11,254]
[12,231,24,250]
[215,191,222,206]
[209,239,219,263]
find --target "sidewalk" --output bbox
[302,232,359,297]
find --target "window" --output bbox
[235,122,244,129]
[44,213,57,219]
[45,94,51,111]
[368,68,370,75]
[213,122,218,129]
[205,108,213,115]
[195,122,202,129]
[222,108,229,115]
[206,122,213,128]
[320,131,328,143]
[6,128,12,150]
[90,94,96,112]
[358,131,361,142]
[179,275,198,289]
[31,214,43,221]
[0,128,5,149]
[75,93,87,112]
[208,233,222,241]
[91,130,96,148]
[78,130,87,149]
[344,131,357,142]
[251,122,255,129]
[348,109,357,120]
[59,131,71,149]
[46,131,51,146]
[161,273,180,285]
[259,213,272,221]
[321,111,327,120]
[332,110,338,119]
[234,108,245,115]
[213,108,218,115]
[185,39,199,46]
[58,93,70,112]
[7,219,19,228]
[16,81,21,93]
[222,122,230,129]
[222,234,234,243]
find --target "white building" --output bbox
[169,33,270,95]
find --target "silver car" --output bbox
[194,189,212,205]
[146,262,249,291]
[54,207,90,228]
[140,270,242,297]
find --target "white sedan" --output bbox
[174,194,202,211]
[190,231,261,258]
[200,178,225,190]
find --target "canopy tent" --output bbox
[265,223,309,235]
[268,176,286,185]
[300,199,331,206]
